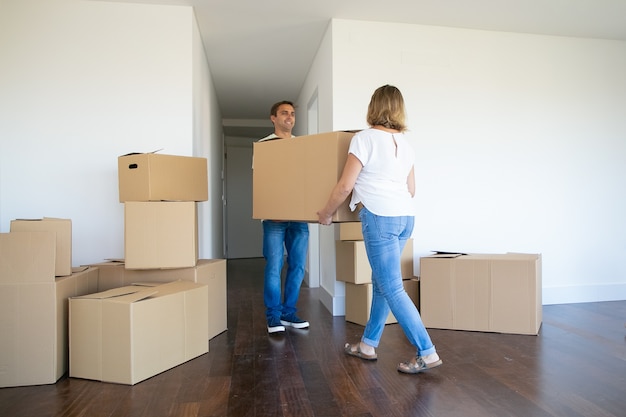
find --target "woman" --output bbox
[317,85,441,374]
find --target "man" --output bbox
[258,100,310,334]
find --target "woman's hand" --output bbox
[317,210,333,226]
[316,154,362,226]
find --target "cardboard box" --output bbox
[420,253,542,335]
[336,239,414,284]
[252,131,360,222]
[130,259,226,340]
[345,279,419,326]
[337,222,363,241]
[404,278,420,310]
[69,281,209,385]
[124,201,198,269]
[90,259,227,340]
[10,218,72,276]
[0,231,98,387]
[90,260,126,291]
[118,152,208,202]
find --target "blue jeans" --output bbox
[262,221,309,321]
[359,207,436,357]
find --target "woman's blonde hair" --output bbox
[366,85,407,132]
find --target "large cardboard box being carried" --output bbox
[252,131,360,222]
[0,231,98,387]
[10,218,72,276]
[69,281,208,385]
[118,152,208,202]
[124,201,198,269]
[336,239,414,284]
[420,253,542,335]
[345,278,419,326]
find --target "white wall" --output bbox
[0,0,223,264]
[192,10,225,259]
[324,19,626,306]
[297,22,348,314]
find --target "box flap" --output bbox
[108,289,158,303]
[120,149,163,156]
[428,251,467,258]
[73,286,143,300]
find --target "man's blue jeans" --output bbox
[359,207,436,356]
[262,221,309,321]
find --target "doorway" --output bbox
[224,141,263,259]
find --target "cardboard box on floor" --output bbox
[118,152,208,202]
[124,201,198,269]
[420,253,542,335]
[69,281,209,385]
[336,239,414,284]
[90,259,227,340]
[252,131,360,222]
[0,231,98,388]
[10,218,72,276]
[345,278,419,326]
[337,222,363,241]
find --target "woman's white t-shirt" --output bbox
[348,128,416,216]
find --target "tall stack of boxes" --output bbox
[113,152,227,342]
[336,222,419,326]
[1,218,98,387]
[66,152,227,385]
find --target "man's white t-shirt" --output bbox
[348,128,415,216]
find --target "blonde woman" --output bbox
[317,85,441,374]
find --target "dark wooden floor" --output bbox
[1,258,625,417]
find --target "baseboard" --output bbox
[319,286,345,316]
[542,283,626,305]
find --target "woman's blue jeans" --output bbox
[262,220,309,321]
[359,207,436,357]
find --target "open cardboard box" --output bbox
[69,280,208,385]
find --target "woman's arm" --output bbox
[317,153,363,225]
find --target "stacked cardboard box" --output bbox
[0,225,99,388]
[116,152,227,340]
[420,253,542,335]
[335,222,419,326]
[118,152,208,269]
[10,218,72,276]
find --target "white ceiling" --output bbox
[108,0,626,138]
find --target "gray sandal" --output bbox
[344,343,377,361]
[397,356,442,374]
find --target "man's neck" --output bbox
[274,128,292,139]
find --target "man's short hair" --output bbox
[270,100,296,116]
